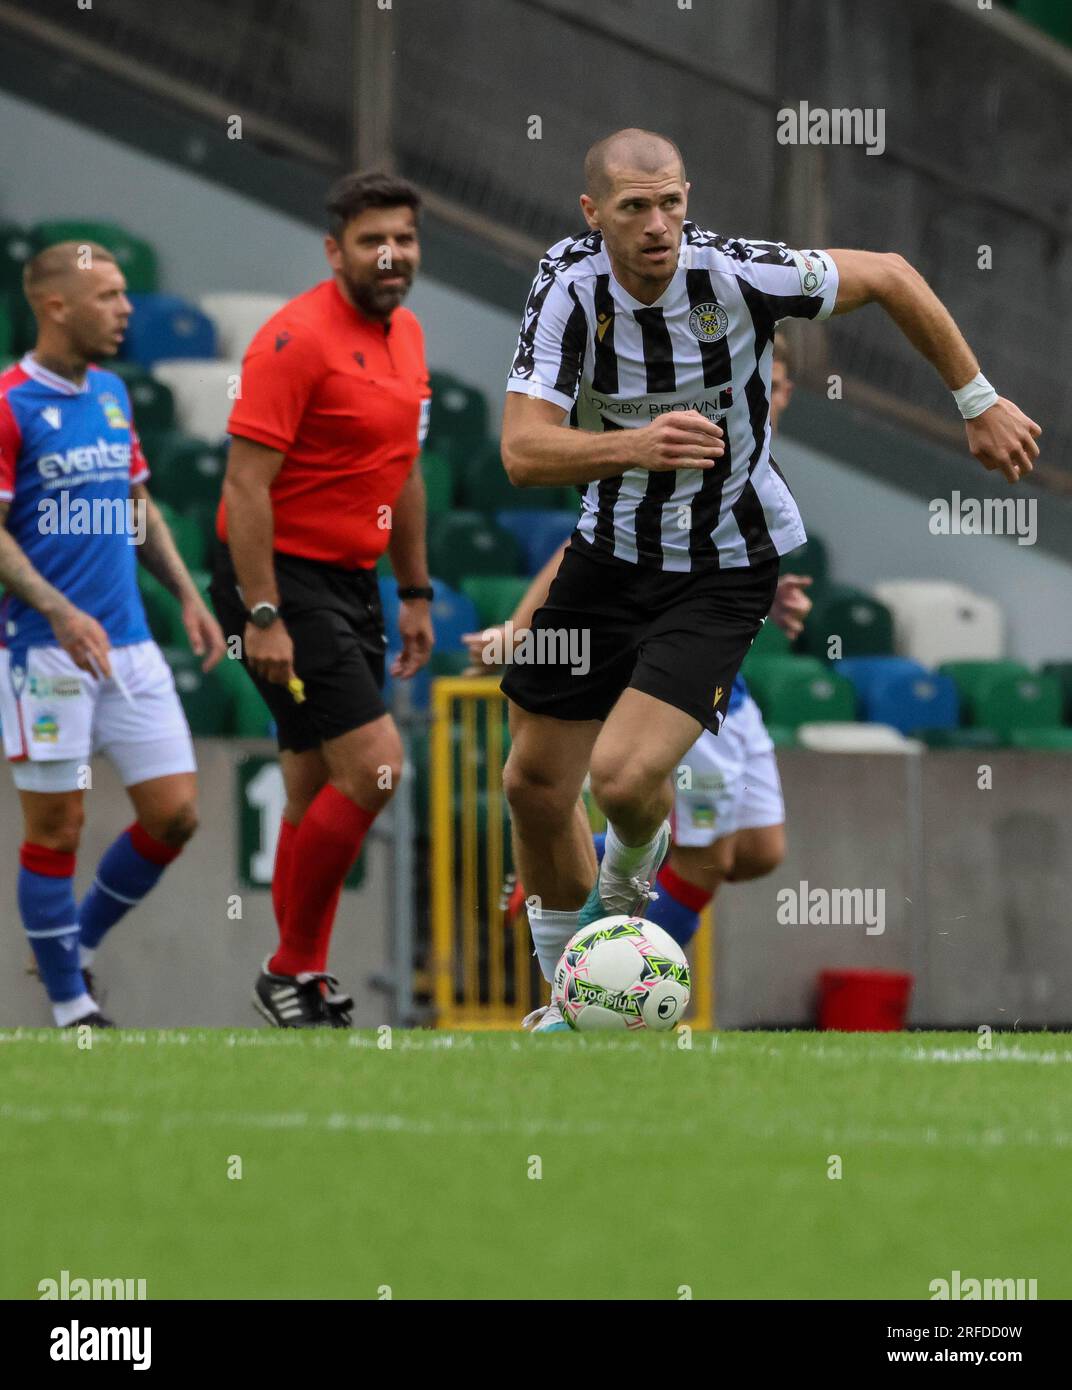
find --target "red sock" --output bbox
[271,818,298,929]
[269,785,375,977]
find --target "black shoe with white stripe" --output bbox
[253,960,338,1028]
[64,1010,115,1029]
[321,981,354,1029]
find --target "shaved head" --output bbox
[584,128,685,202]
[23,241,116,307]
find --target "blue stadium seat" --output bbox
[495,508,577,575]
[379,577,479,653]
[836,657,959,735]
[121,294,217,367]
[381,653,432,713]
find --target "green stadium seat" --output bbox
[427,511,522,587]
[747,659,856,728]
[1041,662,1072,722]
[145,434,226,515]
[160,647,231,735]
[31,220,159,293]
[1007,726,1072,751]
[766,724,797,748]
[460,575,530,628]
[748,617,791,660]
[154,500,209,571]
[137,568,182,646]
[797,584,894,659]
[0,297,13,360]
[458,439,572,512]
[738,653,827,705]
[421,450,454,514]
[795,581,895,656]
[213,655,275,738]
[426,370,489,466]
[120,371,176,436]
[429,651,472,678]
[0,224,34,295]
[938,660,1031,721]
[780,534,829,584]
[970,672,1062,737]
[918,727,1003,750]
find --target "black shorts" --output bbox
[210,545,388,754]
[500,536,779,733]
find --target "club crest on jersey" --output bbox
[41,406,62,430]
[99,393,130,430]
[688,302,729,343]
[32,713,59,743]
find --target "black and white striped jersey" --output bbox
[506,222,839,571]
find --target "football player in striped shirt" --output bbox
[499,127,1040,1030]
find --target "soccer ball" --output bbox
[552,915,691,1031]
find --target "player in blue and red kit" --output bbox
[0,241,226,1026]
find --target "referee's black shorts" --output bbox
[210,544,388,754]
[500,535,779,734]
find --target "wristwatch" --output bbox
[248,601,281,629]
[397,585,435,601]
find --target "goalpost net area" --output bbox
[428,677,714,1029]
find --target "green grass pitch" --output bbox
[3,1028,1070,1300]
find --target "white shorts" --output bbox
[673,694,784,847]
[0,640,196,793]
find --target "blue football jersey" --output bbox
[0,354,151,662]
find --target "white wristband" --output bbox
[953,372,998,421]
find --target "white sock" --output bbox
[604,822,663,878]
[53,993,97,1027]
[80,945,96,969]
[529,907,581,983]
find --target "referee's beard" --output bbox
[340,269,413,323]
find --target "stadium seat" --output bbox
[137,568,183,646]
[740,654,827,705]
[155,500,209,571]
[0,298,13,361]
[426,512,523,588]
[211,655,275,738]
[744,657,856,727]
[381,652,432,712]
[161,647,231,735]
[780,534,829,584]
[461,575,530,628]
[968,671,1062,737]
[151,360,240,440]
[918,727,1003,750]
[0,223,34,294]
[1041,662,1072,722]
[380,577,480,652]
[797,584,894,659]
[121,294,217,368]
[32,219,159,292]
[873,580,1005,665]
[938,660,1031,721]
[835,657,959,735]
[748,617,791,660]
[198,293,287,358]
[117,370,176,438]
[1007,726,1072,751]
[145,434,227,515]
[426,370,489,466]
[795,722,920,753]
[429,650,471,676]
[459,439,572,513]
[421,450,454,514]
[494,508,577,575]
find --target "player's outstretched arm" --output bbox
[501,394,724,488]
[827,249,1041,484]
[131,483,226,672]
[0,500,113,676]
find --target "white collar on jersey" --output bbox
[20,353,92,396]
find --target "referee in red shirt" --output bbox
[211,172,433,1028]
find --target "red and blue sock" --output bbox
[78,822,184,956]
[19,843,83,1004]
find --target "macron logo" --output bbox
[41,407,62,430]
